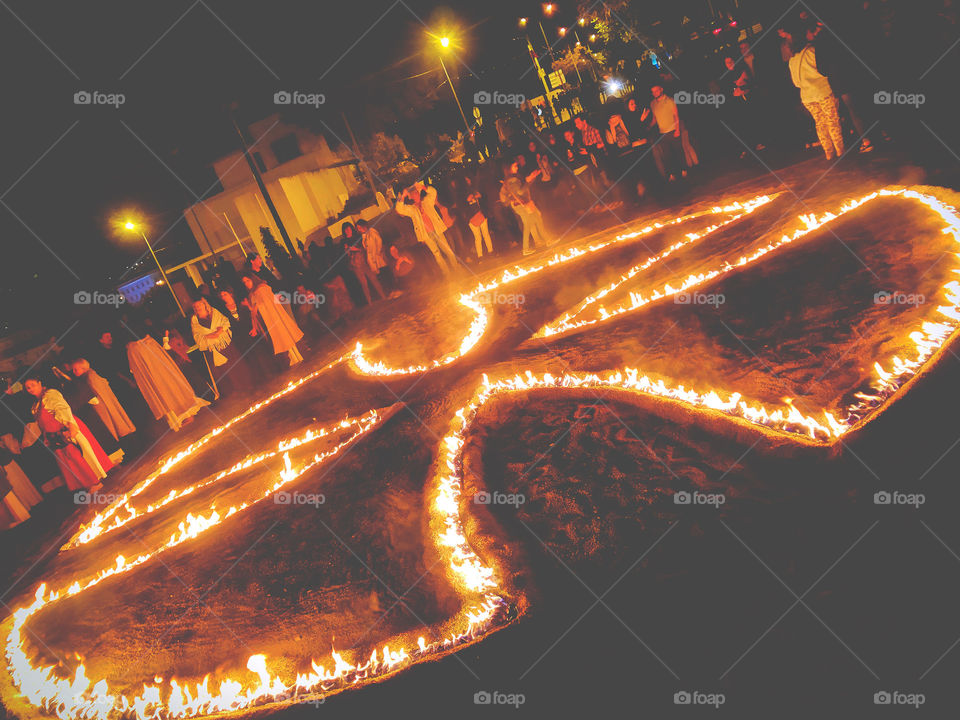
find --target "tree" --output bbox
[577,0,664,78]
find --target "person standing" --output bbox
[59,363,123,464]
[574,116,610,188]
[68,358,136,444]
[788,25,845,160]
[395,183,459,276]
[191,297,251,396]
[24,376,112,491]
[465,179,494,260]
[813,20,875,153]
[245,253,282,290]
[127,333,210,431]
[218,288,277,377]
[500,162,552,256]
[649,84,685,181]
[356,219,396,296]
[241,275,304,366]
[342,222,386,304]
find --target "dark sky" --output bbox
[0,0,748,323]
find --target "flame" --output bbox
[350,195,777,376]
[8,187,960,720]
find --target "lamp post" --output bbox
[122,219,218,399]
[124,222,185,316]
[519,17,560,125]
[437,36,472,135]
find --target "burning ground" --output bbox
[5,161,960,718]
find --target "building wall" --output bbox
[184,116,362,259]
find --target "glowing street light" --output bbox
[589,33,597,42]
[119,217,185,317]
[558,26,567,37]
[433,32,471,135]
[519,17,528,27]
[578,17,586,26]
[543,3,555,16]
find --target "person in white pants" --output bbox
[395,183,459,275]
[466,188,494,258]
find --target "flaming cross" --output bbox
[5,186,960,719]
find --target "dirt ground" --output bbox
[6,154,960,718]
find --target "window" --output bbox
[271,134,303,164]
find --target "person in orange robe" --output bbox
[241,275,305,366]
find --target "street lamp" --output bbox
[433,33,472,135]
[121,219,185,317]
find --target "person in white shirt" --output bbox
[395,183,459,276]
[788,23,845,159]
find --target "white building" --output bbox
[183,115,365,265]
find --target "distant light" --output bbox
[543,3,554,16]
[604,78,624,95]
[156,279,164,286]
[558,27,567,36]
[729,20,737,27]
[589,33,597,42]
[712,27,722,34]
[124,221,136,230]
[519,17,528,26]
[578,17,586,25]
[440,36,450,48]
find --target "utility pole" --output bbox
[229,109,297,258]
[527,37,560,125]
[342,112,380,199]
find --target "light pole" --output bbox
[124,221,185,316]
[122,218,218,398]
[519,18,560,125]
[437,36,472,135]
